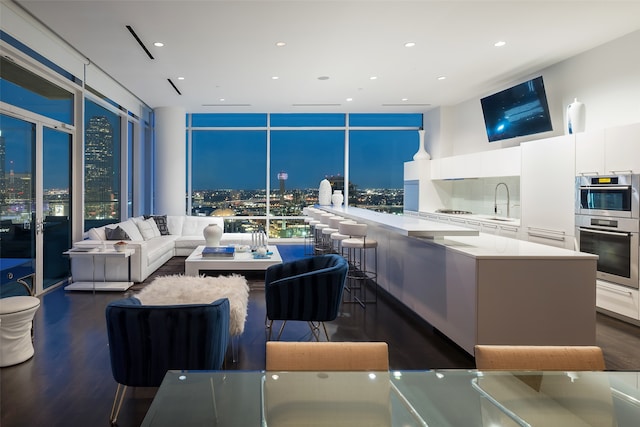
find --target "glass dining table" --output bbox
[141,370,640,426]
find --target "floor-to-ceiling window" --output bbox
[187,113,421,239]
[0,53,75,295]
[84,98,121,231]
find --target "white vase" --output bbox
[318,179,332,205]
[331,190,344,206]
[566,98,586,134]
[413,129,430,160]
[203,223,223,246]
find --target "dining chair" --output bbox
[105,297,230,425]
[266,341,389,371]
[474,345,606,371]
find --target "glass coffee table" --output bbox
[185,245,282,276]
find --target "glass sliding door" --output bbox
[42,127,71,290]
[0,114,36,297]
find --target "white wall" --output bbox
[427,30,640,157]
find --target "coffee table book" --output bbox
[202,246,235,258]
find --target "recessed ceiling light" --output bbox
[494,41,506,47]
[401,98,409,101]
[219,98,225,102]
[272,76,279,80]
[437,76,447,80]
[404,42,416,48]
[153,42,164,47]
[177,76,185,80]
[275,41,286,47]
[346,98,353,102]
[370,76,378,80]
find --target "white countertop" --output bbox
[427,234,596,259]
[320,206,479,238]
[319,206,596,260]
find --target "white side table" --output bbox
[63,247,134,292]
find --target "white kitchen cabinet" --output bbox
[403,160,451,213]
[604,122,640,174]
[575,129,605,175]
[596,281,640,322]
[575,122,640,175]
[520,135,576,249]
[433,146,521,180]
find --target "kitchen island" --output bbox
[320,206,598,355]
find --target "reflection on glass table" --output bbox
[141,370,640,427]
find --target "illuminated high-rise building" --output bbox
[277,171,288,201]
[84,116,115,216]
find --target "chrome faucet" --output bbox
[494,182,510,218]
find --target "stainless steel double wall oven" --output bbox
[575,175,640,289]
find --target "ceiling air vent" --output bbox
[292,104,341,107]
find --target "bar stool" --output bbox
[303,207,319,255]
[313,213,334,254]
[320,216,345,254]
[339,222,378,307]
[330,218,356,256]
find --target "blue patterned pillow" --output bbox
[144,215,170,235]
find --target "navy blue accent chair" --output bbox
[105,297,230,425]
[265,254,348,341]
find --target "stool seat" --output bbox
[0,296,40,314]
[342,238,378,249]
[0,296,40,367]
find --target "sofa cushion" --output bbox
[166,216,185,236]
[117,219,145,241]
[144,215,170,235]
[136,218,161,240]
[174,236,205,251]
[145,236,177,264]
[105,226,130,241]
[181,216,223,237]
[88,227,106,241]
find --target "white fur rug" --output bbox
[136,274,249,336]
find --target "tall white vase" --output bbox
[203,223,222,246]
[331,190,344,206]
[566,98,586,134]
[413,129,430,160]
[318,179,332,205]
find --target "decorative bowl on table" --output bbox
[113,241,128,252]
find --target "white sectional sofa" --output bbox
[71,215,253,283]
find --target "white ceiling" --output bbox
[14,0,640,113]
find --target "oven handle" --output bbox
[580,186,632,191]
[578,227,632,237]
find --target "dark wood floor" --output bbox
[2,249,640,427]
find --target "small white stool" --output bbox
[0,296,40,367]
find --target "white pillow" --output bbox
[87,227,106,241]
[137,218,161,240]
[118,219,145,241]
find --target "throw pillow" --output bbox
[144,215,170,235]
[105,226,130,241]
[137,217,161,240]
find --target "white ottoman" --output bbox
[0,296,40,367]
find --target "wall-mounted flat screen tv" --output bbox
[481,76,553,142]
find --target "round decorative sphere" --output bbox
[203,223,223,246]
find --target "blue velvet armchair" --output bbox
[105,296,230,425]
[265,254,348,341]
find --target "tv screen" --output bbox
[481,76,553,142]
